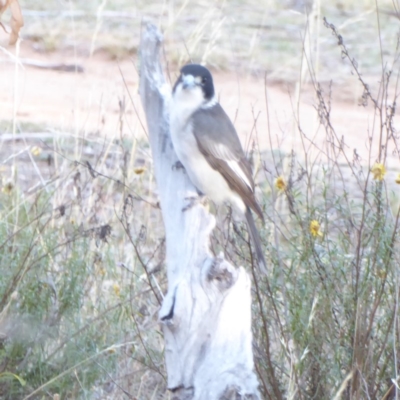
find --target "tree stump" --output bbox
[139,22,260,400]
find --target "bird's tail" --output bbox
[245,206,267,274]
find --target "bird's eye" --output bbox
[202,77,207,84]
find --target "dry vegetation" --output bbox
[1,0,400,399]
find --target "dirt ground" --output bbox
[0,43,398,174]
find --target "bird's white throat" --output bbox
[171,83,205,125]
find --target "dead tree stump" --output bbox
[139,22,260,400]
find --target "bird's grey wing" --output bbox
[192,104,263,220]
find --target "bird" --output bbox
[169,63,266,272]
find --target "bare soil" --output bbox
[0,44,398,174]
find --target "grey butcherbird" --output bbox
[170,64,266,272]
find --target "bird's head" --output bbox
[172,64,215,111]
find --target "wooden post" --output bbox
[139,22,260,400]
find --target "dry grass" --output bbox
[1,0,400,399]
[3,0,396,80]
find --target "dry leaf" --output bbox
[0,0,24,45]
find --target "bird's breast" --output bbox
[169,115,245,214]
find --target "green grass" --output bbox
[0,135,167,399]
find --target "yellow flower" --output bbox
[31,146,42,156]
[113,283,120,297]
[395,174,400,184]
[371,163,386,181]
[274,176,286,191]
[134,167,146,175]
[310,220,323,238]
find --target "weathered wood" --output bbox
[139,21,260,400]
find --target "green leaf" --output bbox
[0,371,26,386]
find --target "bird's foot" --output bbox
[182,195,208,212]
[172,160,184,170]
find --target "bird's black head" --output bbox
[173,64,215,101]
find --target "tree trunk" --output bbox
[139,21,260,400]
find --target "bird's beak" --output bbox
[182,74,196,90]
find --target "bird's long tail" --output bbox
[245,206,267,273]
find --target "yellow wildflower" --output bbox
[113,283,120,297]
[274,176,286,191]
[310,220,323,238]
[395,174,400,184]
[371,163,386,181]
[134,167,146,175]
[31,146,42,156]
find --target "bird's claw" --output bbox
[172,161,184,170]
[182,195,207,212]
